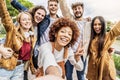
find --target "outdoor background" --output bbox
[0,0,120,79]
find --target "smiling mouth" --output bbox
[60,37,70,44]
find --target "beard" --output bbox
[75,12,83,18]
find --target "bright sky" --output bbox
[29,0,120,22]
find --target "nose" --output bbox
[26,19,31,22]
[64,32,69,38]
[76,8,79,11]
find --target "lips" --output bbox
[36,17,42,23]
[95,28,101,33]
[60,37,70,45]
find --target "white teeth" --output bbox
[61,37,68,42]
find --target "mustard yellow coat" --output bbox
[87,22,120,80]
[0,0,36,72]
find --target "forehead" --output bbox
[20,13,31,18]
[35,9,45,14]
[95,18,101,22]
[59,26,72,32]
[48,1,58,5]
[73,5,83,10]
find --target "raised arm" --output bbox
[0,0,15,32]
[10,0,28,12]
[109,21,120,37]
[59,0,73,19]
[104,21,120,49]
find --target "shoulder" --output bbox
[38,42,52,51]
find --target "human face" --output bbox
[34,9,46,23]
[73,5,83,18]
[55,26,72,47]
[20,13,32,31]
[48,1,58,15]
[93,18,102,34]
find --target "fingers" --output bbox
[75,49,84,56]
[2,52,12,59]
[2,47,13,59]
[7,48,14,53]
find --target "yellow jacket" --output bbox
[87,22,120,80]
[0,0,36,72]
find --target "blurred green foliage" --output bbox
[113,54,120,78]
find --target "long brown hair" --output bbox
[88,16,106,57]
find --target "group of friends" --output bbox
[0,0,120,80]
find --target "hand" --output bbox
[74,47,84,62]
[0,45,14,59]
[34,75,64,80]
[85,17,91,22]
[108,47,114,55]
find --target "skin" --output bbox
[54,26,72,51]
[0,45,13,59]
[47,1,58,18]
[19,13,32,32]
[73,5,84,20]
[34,75,64,80]
[93,18,102,34]
[34,9,46,24]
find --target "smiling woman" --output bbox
[36,18,84,79]
[0,0,36,80]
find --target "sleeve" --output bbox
[109,21,120,38]
[37,43,60,73]
[59,0,73,19]
[0,0,14,32]
[104,21,120,47]
[68,48,83,71]
[11,0,28,12]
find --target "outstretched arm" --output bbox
[0,0,14,32]
[59,0,73,19]
[10,0,28,12]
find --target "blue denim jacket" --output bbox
[11,0,28,12]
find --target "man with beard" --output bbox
[58,0,91,80]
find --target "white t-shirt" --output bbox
[37,42,83,75]
[40,17,57,45]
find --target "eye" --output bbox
[94,24,97,26]
[68,33,72,36]
[54,4,57,7]
[61,30,65,33]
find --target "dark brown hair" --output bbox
[49,18,80,47]
[29,5,47,21]
[88,16,106,57]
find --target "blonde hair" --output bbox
[17,11,32,23]
[17,11,33,31]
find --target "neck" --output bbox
[54,42,62,51]
[33,21,37,26]
[22,28,29,32]
[75,17,83,21]
[50,14,58,19]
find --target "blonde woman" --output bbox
[0,0,36,80]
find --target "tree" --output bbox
[6,0,34,17]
